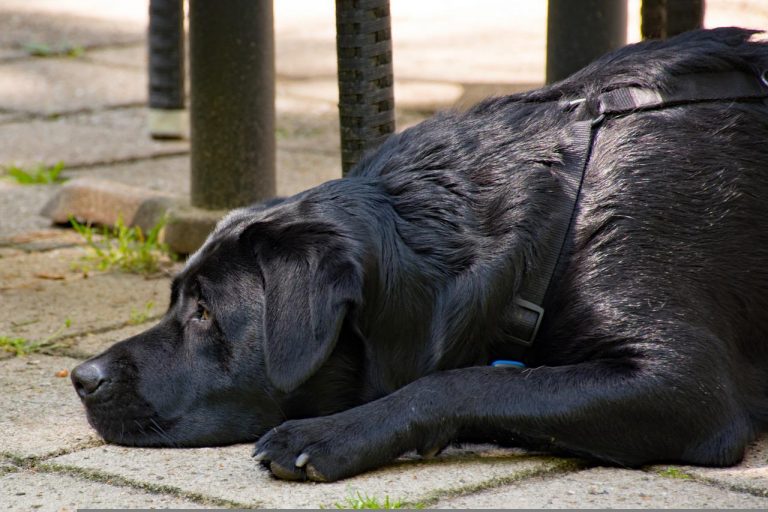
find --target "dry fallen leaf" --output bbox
[34,272,66,281]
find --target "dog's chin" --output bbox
[86,411,258,448]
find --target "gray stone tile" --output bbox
[0,247,172,342]
[64,156,190,199]
[61,145,340,201]
[50,444,564,508]
[1,471,207,512]
[0,109,188,169]
[0,182,60,237]
[0,355,99,458]
[436,467,768,509]
[279,77,463,112]
[277,146,340,197]
[668,435,768,497]
[64,322,156,359]
[82,45,146,71]
[0,7,142,51]
[0,58,145,115]
[0,228,87,252]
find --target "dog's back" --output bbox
[350,26,768,439]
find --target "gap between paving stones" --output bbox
[24,461,254,509]
[409,457,586,508]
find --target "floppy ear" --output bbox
[249,222,362,392]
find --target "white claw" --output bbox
[295,452,310,467]
[252,451,267,461]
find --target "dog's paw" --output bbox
[252,413,403,482]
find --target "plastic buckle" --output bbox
[510,297,544,347]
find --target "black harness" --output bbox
[505,69,768,361]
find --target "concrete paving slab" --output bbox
[277,146,341,197]
[64,321,156,359]
[50,443,567,508]
[0,58,145,115]
[0,250,171,342]
[83,44,146,71]
[61,145,342,201]
[0,229,86,252]
[0,6,142,52]
[667,435,768,497]
[64,155,190,196]
[0,355,99,458]
[0,111,27,123]
[435,466,768,509]
[272,1,548,84]
[280,78,463,112]
[0,109,188,169]
[0,246,87,290]
[0,182,60,237]
[41,177,175,228]
[1,471,207,512]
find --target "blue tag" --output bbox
[491,360,526,369]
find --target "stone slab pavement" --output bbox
[3,0,768,509]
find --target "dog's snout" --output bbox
[71,361,108,399]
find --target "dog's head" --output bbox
[71,193,365,446]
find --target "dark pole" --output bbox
[641,0,705,40]
[188,0,276,210]
[147,0,186,139]
[336,0,396,175]
[546,0,628,84]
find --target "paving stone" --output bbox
[272,0,547,84]
[0,182,60,237]
[64,156,190,196]
[435,467,768,509]
[277,146,341,197]
[41,177,175,228]
[50,444,564,508]
[0,111,26,123]
[0,58,145,115]
[1,471,207,511]
[64,321,157,359]
[0,228,86,252]
[0,5,142,52]
[279,78,463,112]
[83,44,146,71]
[669,435,768,497]
[0,109,188,169]
[163,203,226,255]
[61,145,342,201]
[0,246,87,290]
[0,248,172,342]
[0,355,99,458]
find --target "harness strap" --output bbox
[508,119,595,347]
[599,70,768,115]
[505,69,768,357]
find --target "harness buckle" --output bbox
[509,297,545,347]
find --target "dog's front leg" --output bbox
[253,361,751,481]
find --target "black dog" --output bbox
[72,28,768,482]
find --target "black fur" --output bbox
[72,28,768,481]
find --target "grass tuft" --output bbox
[22,42,84,58]
[4,162,66,185]
[330,492,419,509]
[70,216,174,276]
[128,301,156,325]
[0,319,72,356]
[657,467,692,479]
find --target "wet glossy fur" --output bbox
[73,28,768,481]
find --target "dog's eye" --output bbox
[195,301,211,322]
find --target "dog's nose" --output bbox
[71,361,107,399]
